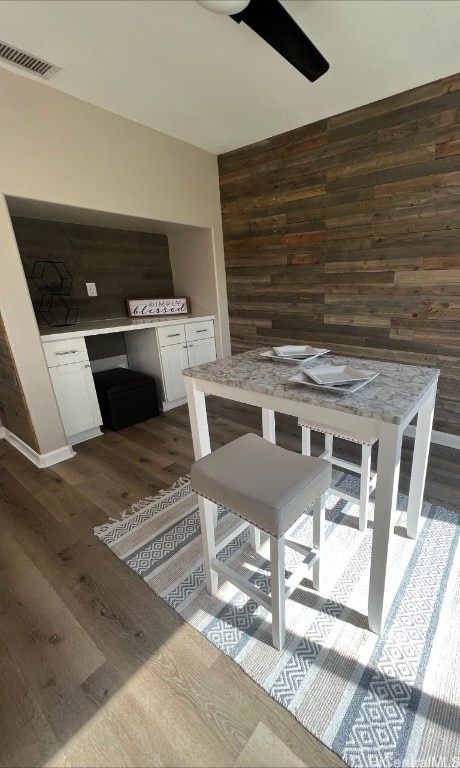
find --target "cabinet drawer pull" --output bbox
[188,344,194,347]
[55,350,79,355]
[194,329,207,333]
[167,333,181,337]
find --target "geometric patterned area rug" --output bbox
[94,473,460,768]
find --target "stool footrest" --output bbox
[284,537,314,559]
[330,482,375,506]
[321,453,374,477]
[212,544,319,611]
[285,549,319,599]
[211,558,273,612]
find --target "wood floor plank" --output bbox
[0,528,106,695]
[234,722,305,767]
[52,446,113,486]
[74,472,141,517]
[0,636,60,768]
[76,439,173,500]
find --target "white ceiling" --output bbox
[0,0,459,155]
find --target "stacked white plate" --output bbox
[260,344,329,365]
[288,364,379,394]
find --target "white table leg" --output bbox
[262,408,276,443]
[184,376,211,459]
[368,423,402,634]
[406,383,437,540]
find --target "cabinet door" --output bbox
[49,362,102,437]
[187,336,217,368]
[161,343,189,402]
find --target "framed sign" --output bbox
[126,297,190,317]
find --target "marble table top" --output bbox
[183,349,440,425]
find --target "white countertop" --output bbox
[40,315,214,342]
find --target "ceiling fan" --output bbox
[197,0,329,83]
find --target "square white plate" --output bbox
[273,345,322,358]
[260,348,329,364]
[305,364,375,385]
[288,369,379,394]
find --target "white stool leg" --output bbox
[270,535,286,650]
[312,493,325,591]
[261,408,277,553]
[324,433,333,460]
[198,495,218,595]
[250,526,261,551]
[359,443,372,532]
[262,408,276,444]
[301,426,311,456]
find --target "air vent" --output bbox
[0,40,59,79]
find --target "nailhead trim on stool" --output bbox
[191,433,331,650]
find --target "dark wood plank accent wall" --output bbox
[0,314,39,451]
[218,72,460,436]
[12,217,174,326]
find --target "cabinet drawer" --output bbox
[185,320,214,342]
[157,325,186,347]
[43,337,88,367]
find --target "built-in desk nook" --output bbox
[2,204,226,468]
[41,315,216,445]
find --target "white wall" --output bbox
[0,66,229,455]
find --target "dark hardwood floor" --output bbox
[0,399,458,767]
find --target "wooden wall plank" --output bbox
[12,217,174,327]
[219,71,460,436]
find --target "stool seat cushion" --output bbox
[191,433,331,538]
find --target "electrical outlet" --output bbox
[86,282,97,297]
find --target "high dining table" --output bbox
[183,349,440,634]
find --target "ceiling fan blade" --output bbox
[231,0,329,82]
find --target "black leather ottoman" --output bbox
[93,368,159,430]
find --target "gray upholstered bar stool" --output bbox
[191,433,332,650]
[299,419,377,532]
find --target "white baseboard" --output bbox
[0,428,76,467]
[161,396,187,411]
[404,425,460,450]
[68,426,102,445]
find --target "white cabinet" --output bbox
[125,317,216,410]
[43,337,102,445]
[161,343,190,402]
[187,336,217,368]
